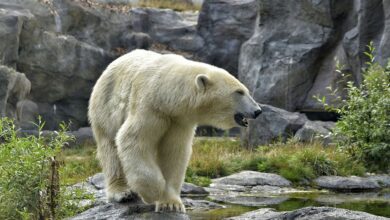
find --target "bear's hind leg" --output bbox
[94,127,135,202]
[116,115,167,205]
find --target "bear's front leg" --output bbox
[156,124,195,213]
[116,115,168,204]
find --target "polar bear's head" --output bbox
[194,67,262,130]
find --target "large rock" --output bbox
[212,171,291,187]
[239,0,334,111]
[197,0,258,75]
[130,8,204,53]
[0,7,32,67]
[226,206,388,220]
[241,104,308,147]
[52,0,134,50]
[238,0,390,113]
[17,31,113,129]
[314,176,381,191]
[0,65,31,119]
[294,120,334,143]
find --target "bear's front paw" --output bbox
[155,199,186,213]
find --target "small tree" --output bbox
[316,43,390,172]
[0,118,83,219]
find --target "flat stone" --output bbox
[181,182,209,196]
[314,176,381,191]
[367,175,390,188]
[212,171,291,187]
[225,206,388,220]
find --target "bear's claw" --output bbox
[155,201,186,213]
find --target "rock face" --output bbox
[314,176,381,191]
[238,0,390,113]
[0,65,31,122]
[197,0,258,75]
[226,206,388,220]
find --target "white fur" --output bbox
[88,49,258,212]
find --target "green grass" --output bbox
[60,138,366,187]
[186,138,365,186]
[60,144,101,185]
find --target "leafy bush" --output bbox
[317,43,390,172]
[0,118,91,219]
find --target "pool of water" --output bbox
[188,192,390,219]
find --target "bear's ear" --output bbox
[195,74,209,91]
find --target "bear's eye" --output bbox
[236,90,245,95]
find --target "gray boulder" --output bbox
[0,65,31,120]
[225,206,388,220]
[68,127,95,147]
[16,100,39,130]
[181,182,209,196]
[294,120,334,143]
[367,175,390,188]
[130,8,204,53]
[241,104,308,147]
[239,0,334,111]
[238,0,390,113]
[197,0,258,75]
[17,31,113,129]
[52,0,134,51]
[314,176,381,191]
[0,7,32,67]
[212,171,291,187]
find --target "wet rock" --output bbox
[212,171,291,187]
[241,104,308,147]
[294,120,334,143]
[226,206,388,220]
[210,194,288,207]
[314,192,390,204]
[182,198,223,210]
[197,0,258,75]
[315,176,381,191]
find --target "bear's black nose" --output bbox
[254,109,262,118]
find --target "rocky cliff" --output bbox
[0,0,389,140]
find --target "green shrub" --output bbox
[0,118,91,219]
[317,43,390,172]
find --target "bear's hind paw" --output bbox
[155,201,186,213]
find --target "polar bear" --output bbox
[88,50,261,212]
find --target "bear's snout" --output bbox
[254,109,262,118]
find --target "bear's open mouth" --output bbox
[234,113,249,127]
